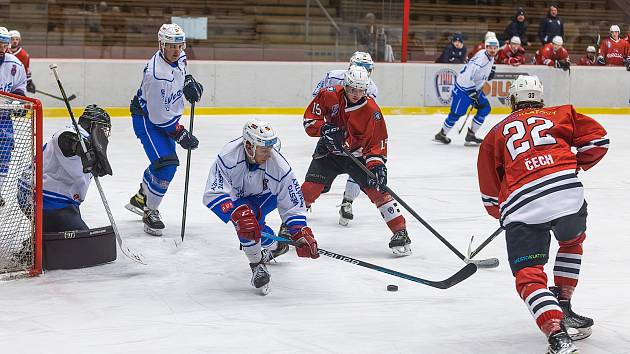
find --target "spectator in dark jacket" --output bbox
[538,5,563,45]
[504,8,528,47]
[436,32,467,64]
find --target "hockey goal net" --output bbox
[0,91,42,278]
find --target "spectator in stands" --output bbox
[496,36,525,66]
[538,4,563,45]
[468,31,496,60]
[503,7,528,47]
[357,13,377,59]
[535,35,570,71]
[597,25,630,68]
[577,46,597,66]
[436,32,467,64]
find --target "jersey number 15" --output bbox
[503,117,557,160]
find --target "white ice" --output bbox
[1,114,629,354]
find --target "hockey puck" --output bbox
[387,284,398,292]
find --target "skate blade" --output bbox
[432,138,450,145]
[568,326,592,341]
[143,224,163,236]
[260,282,270,295]
[339,217,350,226]
[464,141,481,147]
[391,245,412,256]
[545,344,579,354]
[125,203,144,217]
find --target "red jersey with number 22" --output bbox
[477,105,608,226]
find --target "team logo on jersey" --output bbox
[331,104,339,117]
[11,65,16,76]
[373,111,382,121]
[434,68,457,104]
[220,200,233,214]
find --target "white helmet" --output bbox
[485,31,497,40]
[242,119,279,159]
[510,36,521,45]
[8,30,20,39]
[158,23,186,45]
[349,51,374,74]
[508,75,544,109]
[586,45,596,53]
[344,65,370,91]
[0,27,10,44]
[485,36,499,48]
[610,25,620,33]
[552,36,563,46]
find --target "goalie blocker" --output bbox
[42,226,116,270]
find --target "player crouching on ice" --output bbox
[301,66,411,255]
[477,75,609,354]
[434,36,499,145]
[125,23,203,236]
[203,120,319,294]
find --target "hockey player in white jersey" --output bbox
[434,36,498,145]
[19,105,113,231]
[311,51,377,226]
[203,119,319,294]
[125,23,203,236]
[0,27,27,207]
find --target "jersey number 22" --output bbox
[503,117,557,160]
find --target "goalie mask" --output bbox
[242,119,279,160]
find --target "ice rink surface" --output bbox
[2,113,629,354]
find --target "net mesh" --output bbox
[0,93,40,277]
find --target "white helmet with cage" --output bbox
[158,23,186,51]
[0,27,10,44]
[344,65,370,91]
[349,51,374,74]
[508,75,544,110]
[485,36,500,48]
[242,119,279,159]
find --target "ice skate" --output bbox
[546,329,579,354]
[550,286,594,340]
[433,128,451,144]
[250,261,271,295]
[125,184,146,216]
[389,229,412,256]
[261,242,290,263]
[278,223,291,239]
[143,208,165,236]
[338,198,354,226]
[464,128,483,146]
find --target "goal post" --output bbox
[0,91,43,277]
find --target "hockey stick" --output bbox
[35,89,77,102]
[264,233,477,289]
[457,105,474,134]
[340,145,499,268]
[49,63,145,265]
[180,101,196,242]
[468,226,503,260]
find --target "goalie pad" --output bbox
[42,226,117,270]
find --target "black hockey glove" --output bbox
[367,163,387,191]
[171,124,199,150]
[625,58,630,71]
[183,75,203,104]
[487,66,496,81]
[89,123,113,177]
[129,95,144,116]
[555,59,570,71]
[26,80,36,94]
[597,56,605,65]
[320,123,344,152]
[468,90,480,108]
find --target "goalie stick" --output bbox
[49,63,145,265]
[35,89,77,102]
[340,145,499,268]
[264,233,477,289]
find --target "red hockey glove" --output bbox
[230,205,261,241]
[290,226,319,259]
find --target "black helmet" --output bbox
[79,104,111,135]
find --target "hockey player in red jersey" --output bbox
[535,36,570,70]
[597,25,630,68]
[496,36,526,66]
[301,66,411,255]
[477,75,609,354]
[576,46,597,66]
[8,30,35,94]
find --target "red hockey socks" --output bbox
[515,266,564,337]
[553,233,586,300]
[364,189,406,232]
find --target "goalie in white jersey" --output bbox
[0,27,27,207]
[311,51,377,227]
[125,23,203,236]
[203,119,319,294]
